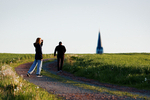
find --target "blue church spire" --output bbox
[96,31,103,54]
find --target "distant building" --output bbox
[96,31,103,54]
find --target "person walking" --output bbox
[54,41,66,73]
[27,37,43,77]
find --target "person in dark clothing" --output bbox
[54,41,66,72]
[27,38,43,77]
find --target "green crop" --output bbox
[63,53,150,90]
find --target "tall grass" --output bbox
[0,53,52,65]
[63,53,150,90]
[0,53,61,100]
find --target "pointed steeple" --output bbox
[96,31,103,54]
[97,31,102,48]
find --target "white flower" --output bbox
[15,79,19,83]
[37,86,39,89]
[145,78,147,81]
[14,89,16,91]
[2,66,5,70]
[17,87,19,91]
[20,83,22,87]
[21,75,23,78]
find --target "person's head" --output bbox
[59,41,62,45]
[35,38,42,44]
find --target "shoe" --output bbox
[57,71,60,73]
[27,73,30,77]
[37,75,42,77]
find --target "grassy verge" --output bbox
[0,53,61,100]
[63,53,150,90]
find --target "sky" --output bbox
[0,0,150,54]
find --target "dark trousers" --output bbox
[57,55,64,71]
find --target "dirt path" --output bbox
[15,59,150,100]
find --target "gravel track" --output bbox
[15,59,150,100]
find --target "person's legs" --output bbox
[60,56,64,71]
[36,60,43,75]
[28,60,38,74]
[57,56,60,71]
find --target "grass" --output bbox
[0,53,52,65]
[63,53,150,90]
[1,53,150,99]
[0,53,61,100]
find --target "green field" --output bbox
[1,53,150,99]
[63,53,150,90]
